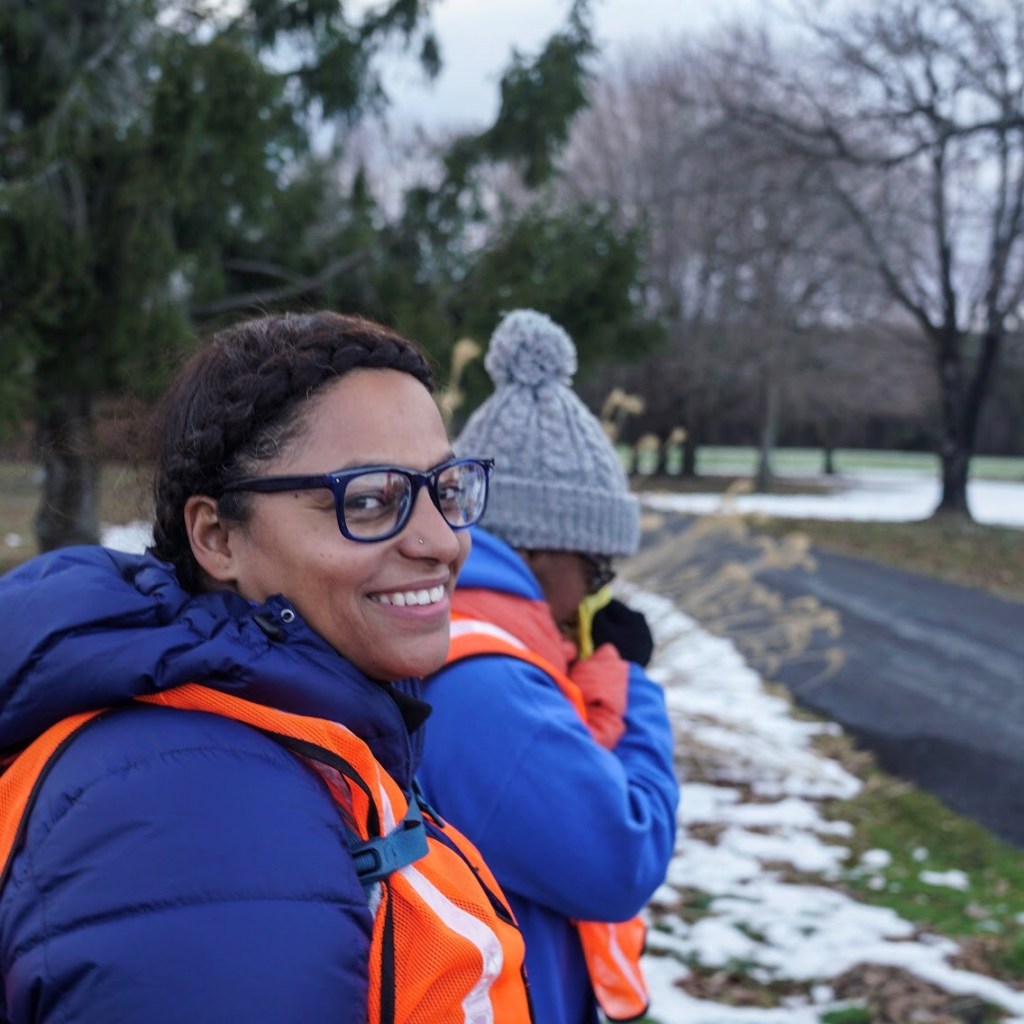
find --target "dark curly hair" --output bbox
[150,311,435,592]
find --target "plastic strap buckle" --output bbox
[350,792,429,886]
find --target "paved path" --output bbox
[628,510,1024,846]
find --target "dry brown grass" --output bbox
[0,461,152,575]
[750,515,1024,603]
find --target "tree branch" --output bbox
[188,251,365,320]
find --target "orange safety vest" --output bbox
[0,683,534,1024]
[446,616,651,1023]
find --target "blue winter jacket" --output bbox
[0,546,428,1024]
[417,529,680,1024]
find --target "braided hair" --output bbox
[150,311,435,592]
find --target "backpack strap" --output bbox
[443,616,651,1022]
[0,709,108,890]
[0,689,430,900]
[349,791,428,894]
[447,616,588,720]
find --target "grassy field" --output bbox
[639,445,1024,481]
[835,765,1024,982]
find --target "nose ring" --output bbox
[417,537,425,546]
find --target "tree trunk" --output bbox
[934,433,972,519]
[35,391,100,551]
[931,330,975,520]
[754,377,779,493]
[653,442,668,477]
[932,324,1001,520]
[682,430,698,477]
[820,418,837,476]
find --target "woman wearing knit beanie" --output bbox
[418,310,680,1024]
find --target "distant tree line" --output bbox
[580,326,1024,460]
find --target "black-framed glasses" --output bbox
[221,457,494,543]
[582,553,616,594]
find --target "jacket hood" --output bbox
[457,528,544,600]
[0,547,423,784]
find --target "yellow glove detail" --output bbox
[576,584,614,659]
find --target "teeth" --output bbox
[375,585,445,607]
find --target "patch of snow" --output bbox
[919,869,970,891]
[640,472,1024,529]
[860,849,892,870]
[100,520,152,553]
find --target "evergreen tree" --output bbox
[1,0,438,547]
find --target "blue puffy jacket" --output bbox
[0,547,427,1023]
[417,529,680,1024]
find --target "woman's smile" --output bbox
[370,583,447,607]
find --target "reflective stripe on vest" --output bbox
[0,684,534,1024]
[446,617,651,1023]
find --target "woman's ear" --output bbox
[183,495,238,587]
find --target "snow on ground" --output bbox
[630,587,1024,1023]
[101,520,153,552]
[640,471,1024,529]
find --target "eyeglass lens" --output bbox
[341,461,488,540]
[585,555,616,593]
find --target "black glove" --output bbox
[590,598,654,668]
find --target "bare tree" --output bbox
[561,42,745,473]
[561,36,896,485]
[710,143,879,491]
[716,1,1024,518]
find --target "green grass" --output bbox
[831,767,1024,981]
[638,731,1024,1020]
[625,445,1024,480]
[821,1009,872,1024]
[693,447,1024,480]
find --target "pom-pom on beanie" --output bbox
[454,309,640,557]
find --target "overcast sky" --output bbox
[369,0,770,127]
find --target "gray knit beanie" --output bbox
[453,309,640,557]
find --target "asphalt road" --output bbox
[629,511,1024,846]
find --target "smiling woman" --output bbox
[177,367,478,682]
[0,311,532,1024]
